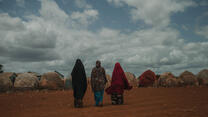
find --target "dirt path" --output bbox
[0,87,208,117]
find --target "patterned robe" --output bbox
[91,67,107,92]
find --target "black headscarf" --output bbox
[71,59,87,99]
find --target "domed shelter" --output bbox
[105,74,111,87]
[197,69,208,86]
[166,78,184,87]
[138,70,156,87]
[27,72,41,81]
[14,73,39,90]
[0,72,13,92]
[125,72,138,87]
[63,77,72,89]
[158,72,176,87]
[179,71,198,86]
[39,72,64,90]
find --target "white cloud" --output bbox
[74,0,92,9]
[37,0,98,28]
[160,57,169,64]
[0,13,25,31]
[107,0,124,6]
[39,0,69,24]
[70,9,99,27]
[107,0,196,27]
[196,25,208,39]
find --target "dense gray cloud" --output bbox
[0,0,207,77]
[0,12,60,63]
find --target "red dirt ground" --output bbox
[0,87,208,117]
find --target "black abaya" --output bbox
[71,59,87,99]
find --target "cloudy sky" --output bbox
[0,0,208,77]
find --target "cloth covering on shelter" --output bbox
[138,70,156,87]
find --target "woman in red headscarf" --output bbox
[105,62,132,105]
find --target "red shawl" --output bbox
[105,62,132,95]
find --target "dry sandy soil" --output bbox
[0,87,208,117]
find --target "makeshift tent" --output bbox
[0,72,13,92]
[138,70,156,87]
[125,72,138,87]
[105,74,111,88]
[27,72,41,81]
[54,70,64,78]
[63,77,72,89]
[179,71,198,86]
[14,73,39,89]
[158,72,175,87]
[197,69,208,86]
[166,78,184,87]
[39,72,64,89]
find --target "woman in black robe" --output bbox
[71,59,87,108]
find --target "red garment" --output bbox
[139,70,156,87]
[105,63,132,95]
